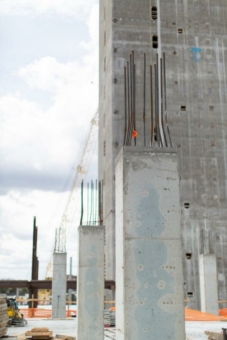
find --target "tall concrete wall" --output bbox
[115,147,185,339]
[77,226,104,340]
[52,253,66,318]
[99,0,227,309]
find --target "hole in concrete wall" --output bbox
[152,35,158,49]
[178,28,184,34]
[113,78,118,84]
[103,141,106,156]
[181,105,186,111]
[184,202,190,209]
[151,6,157,20]
[209,106,214,111]
[113,48,118,53]
[186,253,192,259]
[187,292,194,297]
[113,18,118,23]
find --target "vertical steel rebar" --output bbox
[154,64,158,145]
[124,66,127,146]
[95,179,98,225]
[163,52,173,147]
[143,53,146,146]
[156,54,161,147]
[80,180,84,225]
[133,63,136,145]
[123,51,172,148]
[126,61,131,146]
[150,65,153,146]
[92,180,94,225]
[160,58,168,147]
[129,53,134,145]
[131,51,136,146]
[87,183,89,225]
[98,181,101,225]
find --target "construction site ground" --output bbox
[4,318,227,340]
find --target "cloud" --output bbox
[0,0,99,280]
[0,0,98,19]
[0,188,78,279]
[0,50,98,192]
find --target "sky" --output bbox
[0,0,99,280]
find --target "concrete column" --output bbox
[77,226,104,340]
[115,147,185,340]
[199,254,219,315]
[52,252,67,318]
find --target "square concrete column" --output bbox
[115,147,185,340]
[199,254,219,315]
[52,252,67,318]
[77,226,104,340]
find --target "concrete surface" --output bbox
[52,253,67,319]
[98,0,227,310]
[77,226,104,340]
[115,147,185,339]
[199,254,219,315]
[5,319,227,340]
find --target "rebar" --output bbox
[80,179,103,226]
[80,180,84,225]
[123,50,172,148]
[150,65,153,146]
[143,53,146,147]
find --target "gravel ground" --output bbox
[5,319,227,339]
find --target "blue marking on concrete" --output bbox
[190,47,202,62]
[132,184,177,339]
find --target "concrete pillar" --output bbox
[199,254,219,315]
[77,226,104,340]
[52,252,67,318]
[115,147,185,340]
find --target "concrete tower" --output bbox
[99,0,227,309]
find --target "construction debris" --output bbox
[0,295,8,338]
[55,335,75,340]
[205,331,223,340]
[25,328,53,340]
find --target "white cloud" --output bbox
[0,0,99,280]
[0,189,79,279]
[0,0,98,19]
[1,48,98,176]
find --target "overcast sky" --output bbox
[0,0,99,280]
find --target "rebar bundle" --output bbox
[124,51,172,148]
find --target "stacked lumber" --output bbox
[0,295,8,338]
[55,335,76,340]
[205,331,223,340]
[25,328,53,340]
